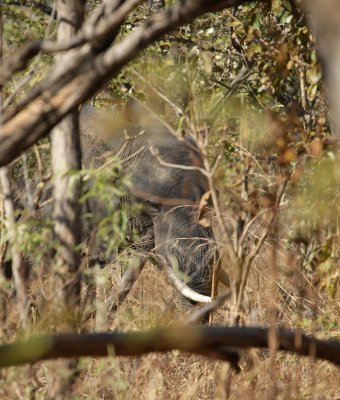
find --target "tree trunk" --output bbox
[51,0,85,326]
[50,2,85,398]
[0,168,29,325]
[304,0,340,140]
[0,1,28,327]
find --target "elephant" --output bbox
[79,102,227,309]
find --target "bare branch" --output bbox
[235,177,289,311]
[0,0,132,88]
[0,326,338,368]
[0,0,259,167]
[149,145,208,177]
[0,40,42,88]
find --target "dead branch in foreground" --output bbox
[0,326,339,369]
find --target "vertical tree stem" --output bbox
[0,2,29,327]
[49,1,85,398]
[51,0,85,326]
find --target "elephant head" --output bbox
[80,103,216,306]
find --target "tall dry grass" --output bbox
[0,248,339,399]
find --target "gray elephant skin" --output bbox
[80,103,216,305]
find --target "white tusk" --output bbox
[165,266,212,303]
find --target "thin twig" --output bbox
[235,177,289,312]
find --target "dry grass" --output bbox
[0,250,339,400]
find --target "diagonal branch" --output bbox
[0,0,259,167]
[0,0,137,88]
